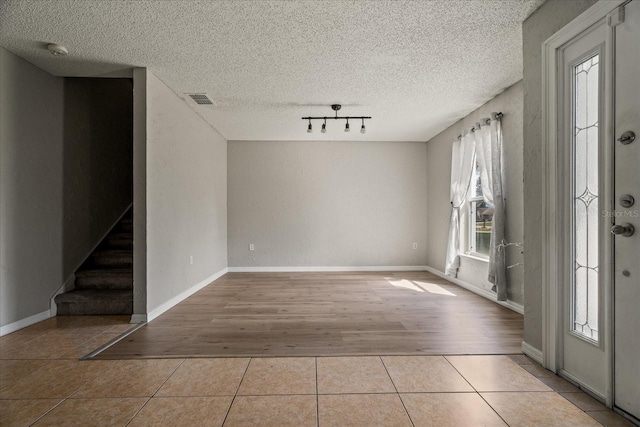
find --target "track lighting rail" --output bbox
[301,116,372,120]
[302,104,372,133]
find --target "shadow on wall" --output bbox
[62,78,133,279]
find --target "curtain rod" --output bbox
[456,111,503,140]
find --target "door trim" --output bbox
[541,0,625,405]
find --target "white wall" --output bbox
[228,140,428,268]
[0,48,64,327]
[145,71,227,314]
[425,81,524,305]
[522,0,598,350]
[228,141,427,267]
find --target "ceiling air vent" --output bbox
[186,93,214,105]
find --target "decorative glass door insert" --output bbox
[571,53,599,342]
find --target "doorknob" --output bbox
[617,131,635,145]
[611,223,635,237]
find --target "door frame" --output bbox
[541,0,626,406]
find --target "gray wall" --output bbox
[228,140,428,267]
[145,71,227,313]
[425,81,524,305]
[63,78,133,278]
[522,0,597,350]
[0,48,64,326]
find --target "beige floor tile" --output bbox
[318,394,411,427]
[0,360,112,399]
[482,391,602,426]
[0,399,61,427]
[72,359,183,398]
[507,354,535,365]
[1,333,95,360]
[381,356,473,392]
[401,393,507,427]
[60,333,123,359]
[521,362,554,378]
[33,398,147,427]
[0,360,49,389]
[446,355,551,392]
[539,375,581,392]
[237,358,315,395]
[586,409,637,427]
[128,396,232,427]
[317,356,395,394]
[156,358,249,396]
[561,392,607,411]
[225,395,317,427]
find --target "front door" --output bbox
[558,9,611,401]
[613,0,640,421]
[556,3,640,420]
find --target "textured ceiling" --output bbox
[0,0,544,142]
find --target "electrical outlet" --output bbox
[189,255,194,265]
[249,243,255,251]
[413,243,418,249]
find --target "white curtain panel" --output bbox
[478,114,507,301]
[445,130,475,277]
[476,120,493,201]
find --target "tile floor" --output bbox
[0,316,635,427]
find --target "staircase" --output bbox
[55,210,133,315]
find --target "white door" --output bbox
[613,0,640,421]
[558,14,611,400]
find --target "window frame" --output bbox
[465,155,492,260]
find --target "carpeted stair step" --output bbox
[90,249,132,267]
[118,219,133,232]
[75,268,133,290]
[105,232,133,249]
[56,207,134,316]
[54,289,132,315]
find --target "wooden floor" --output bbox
[96,271,523,359]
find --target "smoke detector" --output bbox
[47,43,68,56]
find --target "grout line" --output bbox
[442,356,513,427]
[150,358,187,397]
[221,356,251,426]
[476,392,511,427]
[315,357,319,427]
[442,356,478,393]
[123,397,152,427]
[379,356,415,427]
[121,357,186,426]
[26,397,66,426]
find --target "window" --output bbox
[571,53,600,342]
[467,156,493,257]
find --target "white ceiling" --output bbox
[0,0,544,142]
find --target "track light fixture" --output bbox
[302,104,371,134]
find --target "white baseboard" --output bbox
[227,266,429,273]
[521,341,544,365]
[129,314,148,324]
[49,273,76,317]
[0,310,51,336]
[424,266,524,315]
[147,267,228,322]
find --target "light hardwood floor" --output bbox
[96,271,523,359]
